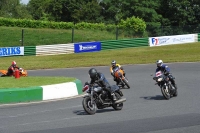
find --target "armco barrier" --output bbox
[74,42,101,53]
[0,79,83,104]
[36,44,74,56]
[24,46,36,56]
[198,33,200,42]
[101,38,148,50]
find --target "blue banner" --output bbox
[0,47,24,57]
[74,42,101,53]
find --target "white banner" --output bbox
[149,34,196,47]
[0,47,24,57]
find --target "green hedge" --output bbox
[0,17,146,34]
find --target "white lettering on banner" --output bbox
[149,34,195,47]
[0,47,24,57]
[79,45,97,51]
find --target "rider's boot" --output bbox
[111,93,117,100]
[111,93,126,103]
[123,71,126,77]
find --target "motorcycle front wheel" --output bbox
[112,93,123,110]
[173,84,178,97]
[82,96,97,115]
[161,85,170,100]
[122,78,130,89]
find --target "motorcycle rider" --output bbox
[6,61,20,76]
[88,68,119,102]
[155,60,177,89]
[110,60,125,85]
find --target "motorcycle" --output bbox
[82,82,126,115]
[153,71,178,100]
[113,67,130,89]
[0,68,28,77]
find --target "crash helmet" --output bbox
[111,60,116,67]
[156,60,163,67]
[88,68,97,79]
[12,61,17,67]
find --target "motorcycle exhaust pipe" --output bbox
[115,98,126,104]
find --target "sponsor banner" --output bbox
[74,42,101,53]
[0,47,24,57]
[149,34,196,47]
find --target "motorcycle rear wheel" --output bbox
[161,85,170,100]
[82,96,97,115]
[112,93,123,110]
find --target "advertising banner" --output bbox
[74,42,101,53]
[0,47,24,57]
[149,34,195,47]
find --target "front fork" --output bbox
[90,90,94,104]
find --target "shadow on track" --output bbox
[140,95,165,100]
[73,108,115,115]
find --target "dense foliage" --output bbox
[0,0,199,36]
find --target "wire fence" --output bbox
[0,25,199,47]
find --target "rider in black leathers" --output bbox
[88,68,118,102]
[155,60,177,89]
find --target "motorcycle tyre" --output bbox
[112,93,123,110]
[161,85,170,100]
[173,84,178,97]
[82,96,97,115]
[122,78,130,89]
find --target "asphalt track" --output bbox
[0,62,200,133]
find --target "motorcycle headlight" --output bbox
[157,78,163,82]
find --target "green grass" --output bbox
[0,26,125,47]
[0,77,76,89]
[0,42,200,70]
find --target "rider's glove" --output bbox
[164,71,169,75]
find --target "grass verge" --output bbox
[0,26,122,47]
[0,42,200,70]
[0,77,76,89]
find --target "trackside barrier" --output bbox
[100,38,148,50]
[1,33,199,58]
[74,42,101,53]
[0,79,83,104]
[24,46,36,56]
[149,34,197,47]
[36,44,74,56]
[0,46,24,57]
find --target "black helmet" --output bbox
[111,60,116,67]
[88,68,97,79]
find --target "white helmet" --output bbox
[111,60,116,67]
[156,60,163,67]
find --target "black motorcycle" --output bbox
[82,82,126,115]
[153,71,178,100]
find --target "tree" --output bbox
[0,0,32,19]
[27,0,51,20]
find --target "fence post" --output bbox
[72,28,74,43]
[21,29,24,46]
[116,27,118,40]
